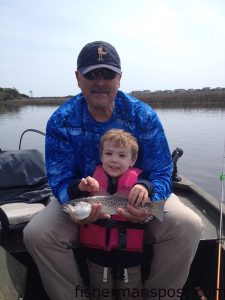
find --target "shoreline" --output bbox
[1,89,225,108]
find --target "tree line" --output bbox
[0,88,29,101]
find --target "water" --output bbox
[156,108,225,200]
[0,103,225,200]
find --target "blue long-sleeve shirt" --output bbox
[45,90,173,204]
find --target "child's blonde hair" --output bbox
[100,129,139,160]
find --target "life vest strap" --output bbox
[118,226,127,249]
[94,219,144,230]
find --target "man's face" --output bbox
[75,68,121,115]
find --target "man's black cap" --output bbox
[77,41,122,75]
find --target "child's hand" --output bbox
[79,176,99,193]
[128,184,149,207]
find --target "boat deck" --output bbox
[1,176,225,300]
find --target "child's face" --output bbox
[101,141,136,178]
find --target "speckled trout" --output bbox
[62,194,165,221]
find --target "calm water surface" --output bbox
[0,104,225,201]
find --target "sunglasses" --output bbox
[83,68,117,80]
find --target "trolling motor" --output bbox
[171,147,183,182]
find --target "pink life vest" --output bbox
[79,165,144,252]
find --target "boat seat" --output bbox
[0,148,53,252]
[0,201,48,252]
[0,202,45,226]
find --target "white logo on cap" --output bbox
[98,46,107,61]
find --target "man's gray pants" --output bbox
[23,194,202,300]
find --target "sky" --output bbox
[1,0,225,97]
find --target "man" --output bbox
[24,41,202,300]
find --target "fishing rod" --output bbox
[215,141,225,300]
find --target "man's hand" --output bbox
[128,184,149,206]
[117,205,150,224]
[79,176,99,193]
[71,203,110,225]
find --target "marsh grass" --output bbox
[1,89,225,109]
[1,97,71,107]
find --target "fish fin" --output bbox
[92,186,109,196]
[151,200,165,222]
[113,191,129,199]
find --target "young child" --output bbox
[78,129,152,300]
